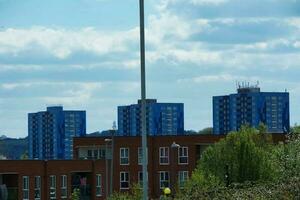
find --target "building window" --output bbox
[23,176,29,200]
[159,171,170,189]
[178,171,189,189]
[34,176,41,200]
[138,147,142,165]
[87,150,93,159]
[120,172,129,189]
[50,175,56,199]
[120,148,129,165]
[96,174,102,197]
[61,175,67,199]
[178,147,188,164]
[94,149,98,159]
[138,171,143,187]
[159,147,169,165]
[99,148,106,159]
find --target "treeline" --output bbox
[0,137,28,159]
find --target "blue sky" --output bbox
[0,0,300,138]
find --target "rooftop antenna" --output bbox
[112,121,117,130]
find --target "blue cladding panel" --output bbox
[117,100,184,136]
[213,89,290,134]
[28,106,86,160]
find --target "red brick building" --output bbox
[0,160,106,200]
[0,134,285,199]
[73,135,224,199]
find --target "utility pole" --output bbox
[139,0,148,199]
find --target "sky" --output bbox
[0,0,300,138]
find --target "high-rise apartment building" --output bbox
[118,99,184,136]
[28,106,86,160]
[213,85,289,134]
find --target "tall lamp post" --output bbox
[139,0,148,200]
[104,138,112,198]
[110,122,116,195]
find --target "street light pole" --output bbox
[110,122,116,195]
[104,138,112,198]
[139,0,148,199]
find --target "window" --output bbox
[34,176,41,200]
[120,172,129,189]
[87,150,93,159]
[96,174,102,197]
[120,148,129,165]
[138,147,142,165]
[178,147,188,164]
[138,171,143,187]
[94,149,98,159]
[159,171,169,189]
[159,147,169,165]
[23,176,29,200]
[99,148,106,159]
[50,175,56,199]
[61,175,67,199]
[178,171,189,189]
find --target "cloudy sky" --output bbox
[0,0,300,138]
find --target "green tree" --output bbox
[108,183,142,200]
[200,126,276,184]
[71,188,80,200]
[197,127,213,135]
[275,127,300,180]
[182,126,277,197]
[177,125,300,200]
[20,151,29,160]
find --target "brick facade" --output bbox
[0,134,286,199]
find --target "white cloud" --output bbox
[190,0,229,5]
[155,0,228,11]
[0,65,43,72]
[0,27,139,59]
[147,12,193,45]
[0,81,103,92]
[178,74,260,83]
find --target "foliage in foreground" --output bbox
[107,183,142,200]
[178,125,300,199]
[176,177,300,200]
[195,125,276,186]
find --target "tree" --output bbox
[197,127,213,135]
[177,125,300,200]
[182,126,277,197]
[108,183,142,200]
[275,126,300,180]
[20,151,29,160]
[200,126,276,184]
[71,188,80,200]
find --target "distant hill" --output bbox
[0,130,115,160]
[0,135,8,140]
[0,137,28,160]
[185,127,213,135]
[87,130,116,137]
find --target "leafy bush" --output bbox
[108,183,142,200]
[176,178,300,200]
